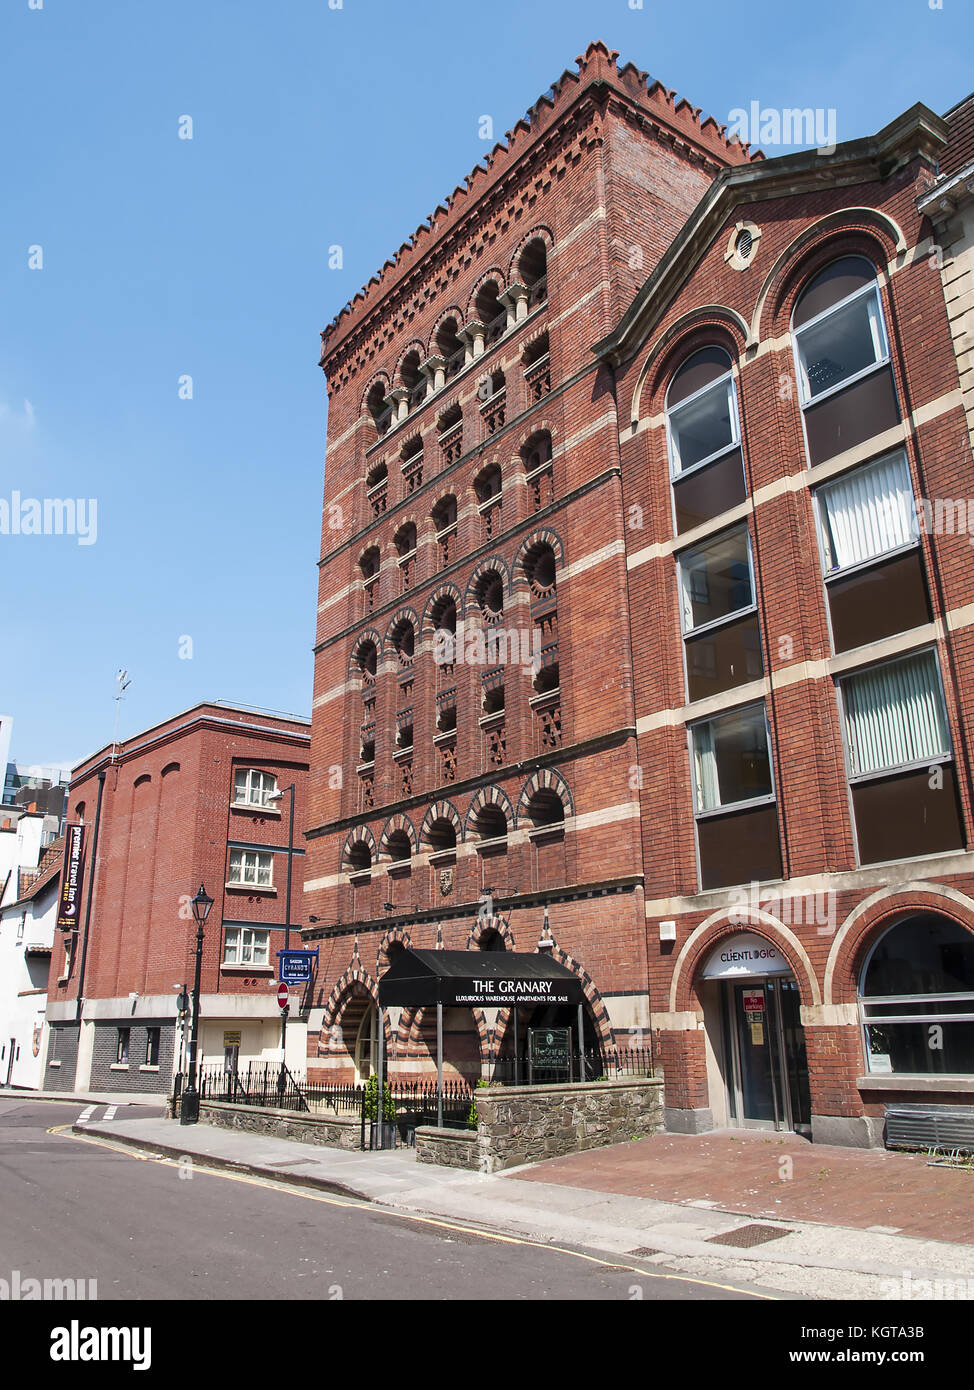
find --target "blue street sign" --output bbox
[278,949,319,984]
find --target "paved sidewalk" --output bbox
[514,1130,974,1245]
[66,1111,974,1302]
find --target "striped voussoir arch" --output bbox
[341,824,377,869]
[376,926,412,974]
[420,798,464,848]
[512,526,565,586]
[318,965,381,1056]
[464,784,514,837]
[379,812,418,856]
[465,912,516,951]
[516,767,573,825]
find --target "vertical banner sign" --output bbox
[56,824,86,930]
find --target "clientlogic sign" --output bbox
[56,824,86,931]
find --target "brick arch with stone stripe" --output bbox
[465,912,516,951]
[464,784,514,838]
[419,799,464,849]
[348,628,383,675]
[463,555,512,617]
[512,527,566,592]
[489,945,614,1052]
[318,968,392,1056]
[516,767,574,826]
[422,582,463,636]
[378,812,418,858]
[508,225,555,282]
[376,926,413,977]
[340,825,377,870]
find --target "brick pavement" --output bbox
[510,1130,974,1245]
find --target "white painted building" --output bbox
[0,840,61,1089]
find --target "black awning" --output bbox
[377,949,583,1008]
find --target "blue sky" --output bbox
[2,0,971,769]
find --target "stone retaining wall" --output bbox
[414,1126,479,1168]
[417,1078,663,1173]
[196,1100,361,1150]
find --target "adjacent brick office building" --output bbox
[43,702,309,1094]
[305,41,974,1146]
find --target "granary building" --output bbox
[304,41,974,1149]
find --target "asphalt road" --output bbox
[0,1098,765,1302]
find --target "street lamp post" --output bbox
[179,884,214,1126]
[268,783,295,1086]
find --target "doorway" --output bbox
[721,978,811,1134]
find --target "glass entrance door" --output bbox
[724,978,811,1133]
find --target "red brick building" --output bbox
[44,702,309,1095]
[304,42,756,1087]
[306,41,974,1147]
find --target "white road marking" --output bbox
[103,1105,117,1120]
[76,1106,95,1125]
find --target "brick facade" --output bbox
[43,702,310,1092]
[303,42,974,1146]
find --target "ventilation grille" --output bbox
[886,1105,974,1152]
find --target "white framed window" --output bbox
[17,912,26,941]
[839,648,951,780]
[690,702,775,815]
[233,768,278,808]
[666,365,740,477]
[859,915,974,1076]
[223,927,270,966]
[677,525,755,635]
[814,451,917,577]
[793,269,889,406]
[228,848,273,887]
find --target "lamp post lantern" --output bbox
[179,883,214,1126]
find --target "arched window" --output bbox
[436,318,464,382]
[437,403,463,464]
[432,496,457,570]
[525,789,565,830]
[521,431,553,512]
[366,460,388,517]
[366,381,391,436]
[347,840,372,873]
[518,238,548,306]
[474,463,502,541]
[522,540,557,598]
[859,915,974,1075]
[792,255,897,465]
[354,638,377,683]
[401,350,426,411]
[426,818,457,853]
[385,829,412,864]
[473,804,507,843]
[666,347,745,534]
[390,618,414,665]
[476,281,505,341]
[359,547,380,613]
[473,568,505,623]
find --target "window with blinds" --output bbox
[842,650,949,778]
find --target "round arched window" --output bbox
[859,914,974,1075]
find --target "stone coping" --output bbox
[415,1125,477,1143]
[478,1077,661,1099]
[199,1099,358,1125]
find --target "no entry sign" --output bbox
[276,982,289,1009]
